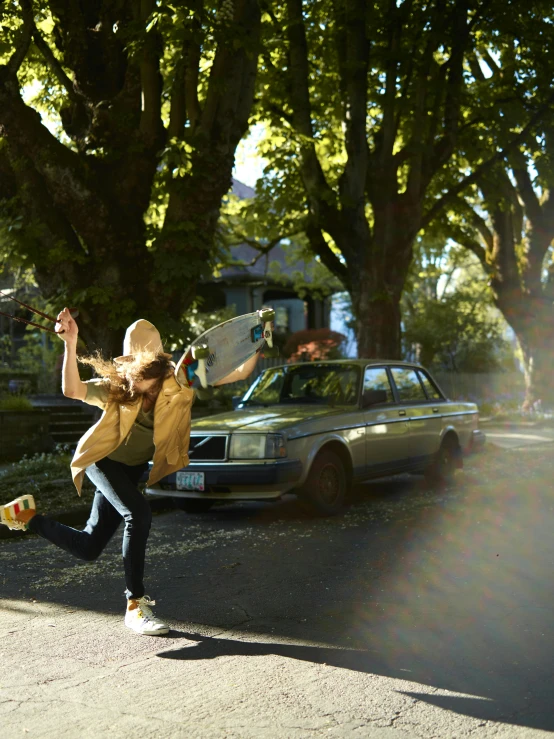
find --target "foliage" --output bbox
[284,328,346,362]
[404,284,513,373]
[218,191,341,300]
[0,0,264,356]
[14,331,61,393]
[0,368,37,394]
[0,394,33,411]
[252,0,554,358]
[0,448,95,514]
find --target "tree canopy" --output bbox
[0,0,262,355]
[251,0,554,361]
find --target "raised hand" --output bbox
[55,307,79,344]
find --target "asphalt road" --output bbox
[1,453,553,738]
[482,423,554,450]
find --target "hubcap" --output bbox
[318,464,341,505]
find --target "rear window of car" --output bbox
[390,368,427,402]
[417,370,444,401]
[363,367,394,403]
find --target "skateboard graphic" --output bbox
[175,308,278,389]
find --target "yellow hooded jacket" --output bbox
[70,373,194,495]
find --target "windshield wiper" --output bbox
[280,397,329,404]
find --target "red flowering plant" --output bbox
[284,329,346,362]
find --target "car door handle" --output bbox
[432,408,439,413]
[398,410,406,416]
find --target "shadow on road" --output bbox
[2,466,553,732]
[156,627,552,730]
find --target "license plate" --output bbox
[176,471,205,491]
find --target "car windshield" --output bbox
[241,364,361,407]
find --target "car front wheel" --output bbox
[173,498,214,513]
[299,450,347,516]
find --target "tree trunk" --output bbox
[497,298,554,407]
[351,269,403,358]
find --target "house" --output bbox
[195,180,332,336]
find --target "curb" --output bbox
[0,496,175,542]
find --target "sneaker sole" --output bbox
[0,495,36,530]
[125,624,170,636]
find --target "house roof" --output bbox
[216,179,310,285]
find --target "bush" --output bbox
[284,328,346,362]
[0,395,34,411]
[0,447,94,514]
[0,369,38,395]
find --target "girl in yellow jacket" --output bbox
[0,308,258,635]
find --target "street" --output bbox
[1,446,553,738]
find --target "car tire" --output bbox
[425,436,459,487]
[299,450,347,516]
[173,498,214,513]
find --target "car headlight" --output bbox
[229,434,287,459]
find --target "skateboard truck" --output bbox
[192,344,210,388]
[259,308,275,348]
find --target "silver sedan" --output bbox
[145,360,485,516]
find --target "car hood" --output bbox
[191,405,346,433]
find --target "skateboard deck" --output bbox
[175,308,277,388]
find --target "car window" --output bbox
[242,364,360,406]
[390,368,427,402]
[282,365,360,404]
[363,367,394,403]
[241,368,285,406]
[417,370,443,401]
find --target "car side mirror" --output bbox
[232,396,242,410]
[362,389,388,407]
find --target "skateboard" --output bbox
[175,308,278,389]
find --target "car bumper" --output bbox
[145,459,304,499]
[468,429,486,453]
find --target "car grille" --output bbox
[188,435,227,461]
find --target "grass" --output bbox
[0,395,34,411]
[0,447,95,516]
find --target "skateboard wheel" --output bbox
[259,308,275,323]
[192,344,210,360]
[263,345,280,358]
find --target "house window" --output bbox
[274,306,289,332]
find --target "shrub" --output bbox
[284,328,346,362]
[0,395,34,411]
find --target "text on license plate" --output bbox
[176,471,205,491]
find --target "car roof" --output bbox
[267,359,427,370]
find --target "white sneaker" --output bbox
[0,494,36,531]
[125,596,170,635]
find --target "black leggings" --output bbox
[28,457,151,599]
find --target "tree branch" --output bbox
[222,232,301,268]
[454,196,494,250]
[336,0,370,208]
[137,0,164,143]
[511,162,543,225]
[0,84,113,251]
[31,25,81,105]
[421,88,554,228]
[7,0,33,76]
[305,221,349,288]
[169,1,203,137]
[285,0,337,221]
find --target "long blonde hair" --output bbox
[79,350,174,405]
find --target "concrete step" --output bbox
[49,420,92,433]
[50,431,84,444]
[48,411,96,424]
